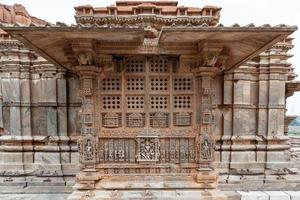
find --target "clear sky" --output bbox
[2,0,300,115]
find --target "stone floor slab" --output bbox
[285,191,300,200]
[238,191,268,200]
[265,191,290,200]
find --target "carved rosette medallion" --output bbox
[136,135,160,162]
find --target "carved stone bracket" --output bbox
[286,81,300,98]
[193,41,230,71]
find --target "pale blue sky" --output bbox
[2,0,300,115]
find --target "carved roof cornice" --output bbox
[0,23,296,72]
[75,1,221,27]
[0,39,23,46]
[75,15,218,30]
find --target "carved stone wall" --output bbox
[214,38,300,190]
[0,37,80,193]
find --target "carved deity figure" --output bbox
[84,139,94,161]
[200,137,213,161]
[140,139,155,160]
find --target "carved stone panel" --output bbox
[136,136,160,162]
[103,113,120,128]
[174,112,192,126]
[78,134,98,164]
[126,113,145,127]
[150,112,169,128]
[199,134,214,163]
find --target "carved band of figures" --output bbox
[96,137,196,164]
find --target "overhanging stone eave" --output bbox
[0,26,145,69]
[159,26,297,72]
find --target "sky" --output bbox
[2,0,300,115]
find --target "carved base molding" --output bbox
[195,168,218,189]
[68,175,227,200]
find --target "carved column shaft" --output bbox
[78,72,98,165]
[195,70,218,188]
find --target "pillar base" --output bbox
[74,168,101,190]
[195,167,218,189]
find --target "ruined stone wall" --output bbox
[0,37,80,193]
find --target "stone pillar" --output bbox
[193,42,228,188]
[75,67,100,191]
[195,69,218,188]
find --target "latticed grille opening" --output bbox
[150,95,169,109]
[126,77,145,91]
[99,56,194,128]
[173,95,192,109]
[126,96,145,109]
[149,57,168,73]
[150,77,168,91]
[173,77,192,91]
[125,58,145,73]
[101,77,121,91]
[101,96,121,110]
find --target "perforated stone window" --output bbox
[99,56,194,128]
[101,96,121,110]
[126,77,145,91]
[150,96,169,109]
[173,96,192,109]
[173,77,192,91]
[101,77,121,91]
[150,77,168,91]
[125,58,145,73]
[126,96,145,109]
[149,57,168,73]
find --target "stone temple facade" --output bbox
[0,1,300,199]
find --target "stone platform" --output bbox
[1,191,299,200]
[68,175,227,200]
